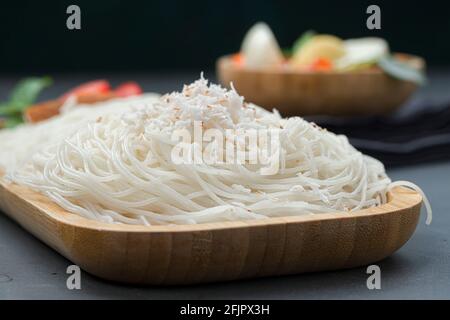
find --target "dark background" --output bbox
[0,0,449,73]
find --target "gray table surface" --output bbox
[0,72,449,300]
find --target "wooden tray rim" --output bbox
[0,178,422,234]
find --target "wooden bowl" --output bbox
[216,54,425,116]
[0,177,423,285]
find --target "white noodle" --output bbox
[388,180,432,225]
[0,77,432,225]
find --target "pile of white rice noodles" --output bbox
[0,77,431,225]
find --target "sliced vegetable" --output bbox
[114,82,143,97]
[336,37,389,70]
[24,100,62,123]
[231,53,244,66]
[291,34,345,67]
[292,30,316,55]
[25,92,116,123]
[241,22,284,68]
[25,80,143,123]
[378,55,426,85]
[310,58,333,71]
[60,80,111,101]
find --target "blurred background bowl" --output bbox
[217,53,425,116]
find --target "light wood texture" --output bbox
[0,178,422,285]
[217,53,425,116]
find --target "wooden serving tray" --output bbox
[0,178,422,285]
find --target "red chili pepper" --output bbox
[61,80,111,101]
[114,82,143,97]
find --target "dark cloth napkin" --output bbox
[305,100,450,167]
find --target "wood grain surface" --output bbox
[217,53,425,117]
[0,178,422,285]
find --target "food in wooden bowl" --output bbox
[0,77,431,285]
[217,23,426,116]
